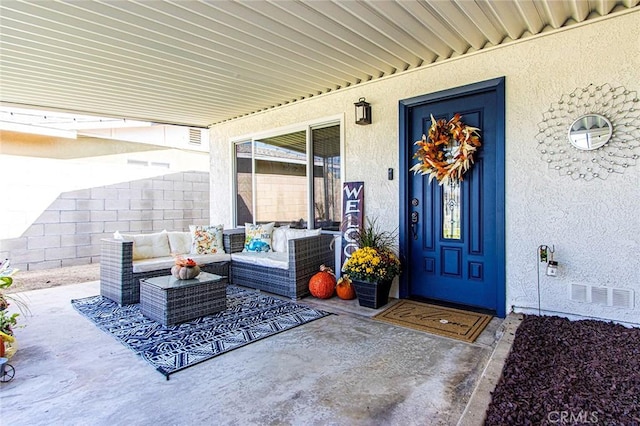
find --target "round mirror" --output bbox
[568,114,613,151]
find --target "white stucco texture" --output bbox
[209,11,640,324]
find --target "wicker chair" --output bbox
[100,230,239,306]
[229,232,335,300]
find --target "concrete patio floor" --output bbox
[1,281,519,426]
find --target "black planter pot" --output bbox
[352,279,392,309]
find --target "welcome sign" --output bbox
[340,181,364,268]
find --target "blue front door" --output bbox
[400,78,506,317]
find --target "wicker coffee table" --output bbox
[140,272,228,326]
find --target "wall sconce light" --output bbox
[354,97,371,125]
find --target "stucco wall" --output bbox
[209,12,640,324]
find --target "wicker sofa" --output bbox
[100,230,237,305]
[100,227,335,305]
[227,227,335,300]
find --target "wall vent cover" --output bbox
[591,286,609,305]
[571,284,588,303]
[189,129,202,145]
[612,288,634,308]
[569,284,634,309]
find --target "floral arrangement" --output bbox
[342,246,401,283]
[410,113,481,185]
[0,260,23,336]
[174,255,198,267]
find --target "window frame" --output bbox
[230,114,344,229]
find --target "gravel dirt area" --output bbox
[5,263,100,293]
[485,315,640,425]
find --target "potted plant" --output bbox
[0,259,24,359]
[342,218,401,308]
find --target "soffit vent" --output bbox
[127,159,148,167]
[189,129,202,145]
[150,162,170,169]
[569,284,634,309]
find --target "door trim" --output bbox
[398,77,506,317]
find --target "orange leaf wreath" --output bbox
[410,113,481,185]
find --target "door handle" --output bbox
[411,211,419,240]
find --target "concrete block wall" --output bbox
[0,171,210,271]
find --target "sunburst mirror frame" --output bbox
[536,83,640,181]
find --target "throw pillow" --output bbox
[189,225,225,255]
[243,222,275,252]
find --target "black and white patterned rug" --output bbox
[72,286,331,379]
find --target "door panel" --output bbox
[406,88,501,313]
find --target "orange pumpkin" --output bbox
[309,265,336,299]
[336,275,356,300]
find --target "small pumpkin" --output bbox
[171,264,201,280]
[309,265,336,299]
[336,275,356,300]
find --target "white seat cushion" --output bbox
[132,253,231,274]
[115,231,171,260]
[284,228,322,249]
[271,225,290,253]
[166,231,192,255]
[231,252,289,270]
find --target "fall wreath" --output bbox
[410,113,481,185]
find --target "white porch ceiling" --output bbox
[1,0,638,128]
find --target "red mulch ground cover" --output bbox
[485,315,640,425]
